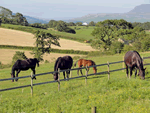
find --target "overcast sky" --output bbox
[1,0,150,20]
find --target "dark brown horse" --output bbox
[124,51,146,79]
[74,59,97,76]
[53,56,73,80]
[11,58,39,82]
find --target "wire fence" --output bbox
[0,56,150,96]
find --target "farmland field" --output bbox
[0,52,150,112]
[0,49,85,64]
[0,27,96,51]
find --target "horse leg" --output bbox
[80,69,83,76]
[129,67,133,79]
[66,71,70,81]
[126,65,128,78]
[15,70,20,82]
[31,69,36,80]
[135,68,137,78]
[63,71,66,79]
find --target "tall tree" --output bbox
[31,30,60,61]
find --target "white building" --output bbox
[82,22,88,26]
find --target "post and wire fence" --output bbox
[0,56,150,96]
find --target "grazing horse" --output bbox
[53,56,73,80]
[74,59,97,76]
[124,51,146,79]
[11,58,39,82]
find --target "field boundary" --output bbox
[0,45,90,55]
[0,56,150,95]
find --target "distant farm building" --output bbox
[82,22,88,25]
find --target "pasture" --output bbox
[1,52,150,112]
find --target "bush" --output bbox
[12,51,28,64]
[110,42,124,54]
[123,45,134,53]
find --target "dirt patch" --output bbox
[0,28,96,51]
[0,49,85,64]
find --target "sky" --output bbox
[1,0,150,20]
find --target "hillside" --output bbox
[0,28,96,51]
[69,4,150,23]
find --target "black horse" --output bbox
[124,51,146,79]
[11,58,39,82]
[53,56,73,80]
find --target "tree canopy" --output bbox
[91,19,147,51]
[31,30,60,61]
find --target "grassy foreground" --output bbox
[0,53,150,112]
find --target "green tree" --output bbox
[67,22,76,26]
[89,21,95,26]
[91,19,142,50]
[76,22,82,26]
[31,30,60,61]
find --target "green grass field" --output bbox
[1,52,150,112]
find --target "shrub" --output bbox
[12,51,28,64]
[110,42,124,54]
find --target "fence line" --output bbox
[0,56,150,93]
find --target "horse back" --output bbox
[124,51,142,67]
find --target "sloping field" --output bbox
[0,28,96,51]
[0,49,85,64]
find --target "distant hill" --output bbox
[0,6,49,24]
[17,14,49,24]
[69,4,150,23]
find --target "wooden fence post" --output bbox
[85,65,88,85]
[31,72,33,97]
[58,68,60,91]
[91,106,96,113]
[70,68,72,78]
[107,61,110,80]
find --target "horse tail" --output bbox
[74,60,79,67]
[92,60,97,73]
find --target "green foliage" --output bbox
[76,22,82,26]
[0,45,89,55]
[91,19,148,51]
[32,30,60,61]
[132,22,150,30]
[110,42,124,54]
[12,51,27,64]
[88,21,95,26]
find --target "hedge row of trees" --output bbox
[48,20,76,34]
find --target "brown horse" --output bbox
[74,59,97,76]
[124,51,146,79]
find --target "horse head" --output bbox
[34,58,40,67]
[10,72,15,82]
[138,68,146,80]
[53,72,58,80]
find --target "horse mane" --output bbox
[91,60,97,69]
[133,51,144,69]
[54,57,62,71]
